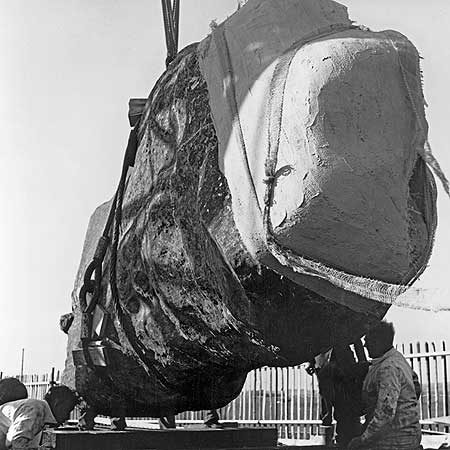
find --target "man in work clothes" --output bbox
[0,385,79,450]
[348,321,421,450]
[308,343,369,447]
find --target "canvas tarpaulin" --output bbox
[198,0,441,309]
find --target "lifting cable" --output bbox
[78,124,176,390]
[80,0,181,314]
[78,129,136,352]
[77,0,183,390]
[161,0,180,67]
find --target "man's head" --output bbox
[44,385,79,425]
[364,321,395,358]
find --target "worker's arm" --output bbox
[348,365,401,449]
[6,410,46,450]
[412,370,421,399]
[9,436,33,450]
[361,365,401,442]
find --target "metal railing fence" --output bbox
[3,341,449,438]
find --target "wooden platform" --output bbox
[40,427,280,450]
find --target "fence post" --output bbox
[416,342,426,419]
[443,341,449,417]
[275,367,279,420]
[431,342,439,418]
[253,368,257,421]
[262,367,267,420]
[20,349,24,382]
[310,370,314,421]
[425,342,432,419]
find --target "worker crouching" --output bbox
[0,384,79,450]
[348,321,421,450]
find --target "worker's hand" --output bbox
[11,437,32,450]
[305,362,316,375]
[347,436,364,450]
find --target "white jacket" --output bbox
[0,399,57,450]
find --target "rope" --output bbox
[108,131,176,389]
[161,0,180,67]
[77,128,138,369]
[78,117,176,390]
[77,126,166,383]
[78,126,138,327]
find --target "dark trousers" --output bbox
[159,415,176,429]
[204,409,219,425]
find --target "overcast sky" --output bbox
[1,0,449,375]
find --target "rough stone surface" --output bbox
[63,3,437,414]
[63,44,390,417]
